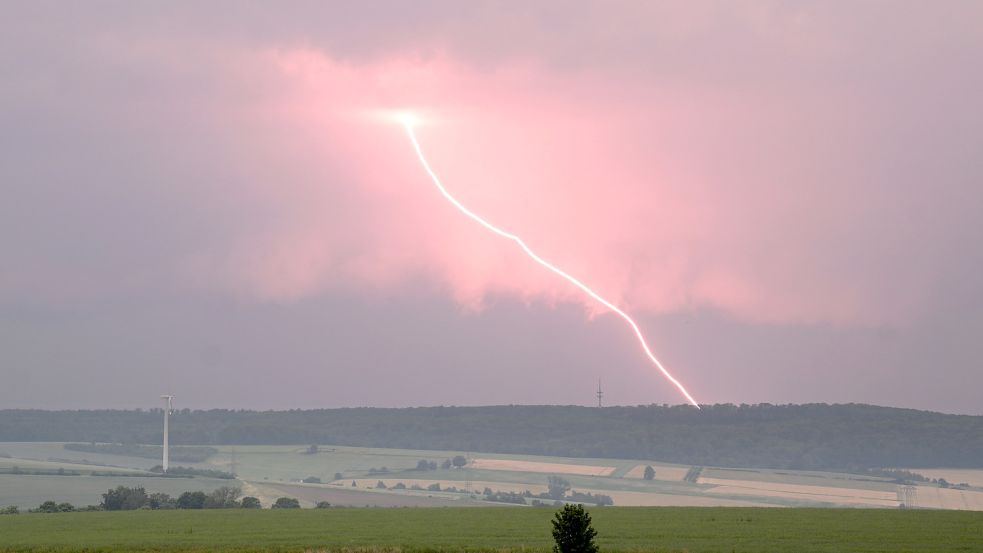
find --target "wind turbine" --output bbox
[160,395,174,472]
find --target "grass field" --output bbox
[0,507,981,553]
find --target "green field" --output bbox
[0,507,981,553]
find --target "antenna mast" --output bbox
[596,379,603,408]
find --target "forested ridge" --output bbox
[2,404,981,470]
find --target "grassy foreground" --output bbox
[0,507,981,553]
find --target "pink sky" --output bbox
[1,2,981,411]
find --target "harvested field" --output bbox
[700,477,899,507]
[339,478,548,495]
[581,488,775,507]
[260,482,470,507]
[470,458,615,476]
[623,464,689,481]
[915,486,983,510]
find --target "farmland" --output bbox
[3,441,983,511]
[1,507,981,553]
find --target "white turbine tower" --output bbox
[160,395,174,472]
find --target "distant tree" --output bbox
[147,492,175,510]
[240,496,262,509]
[551,504,598,553]
[334,472,344,480]
[315,501,331,508]
[548,476,571,500]
[272,497,300,509]
[427,483,441,491]
[643,466,656,480]
[376,480,387,489]
[176,491,207,509]
[206,486,242,508]
[428,461,438,470]
[0,506,18,515]
[34,501,59,513]
[452,455,468,468]
[351,480,357,487]
[416,459,431,471]
[56,502,75,512]
[102,486,148,511]
[938,478,950,488]
[441,459,452,469]
[302,476,322,484]
[393,482,406,489]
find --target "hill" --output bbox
[2,404,981,470]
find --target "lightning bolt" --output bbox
[403,121,700,409]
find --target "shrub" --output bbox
[393,482,406,489]
[0,506,19,515]
[551,504,598,553]
[315,501,331,508]
[272,497,300,509]
[302,476,322,484]
[643,465,655,480]
[376,480,387,489]
[176,491,207,509]
[427,483,441,491]
[147,492,174,509]
[240,496,262,509]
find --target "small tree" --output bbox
[240,496,262,509]
[315,501,331,508]
[272,497,301,509]
[102,486,148,511]
[452,455,468,468]
[0,506,18,515]
[441,459,452,469]
[643,466,655,480]
[416,459,432,471]
[551,504,599,553]
[35,501,59,513]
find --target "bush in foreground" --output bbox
[552,504,599,553]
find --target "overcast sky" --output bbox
[2,2,981,413]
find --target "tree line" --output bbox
[0,485,313,514]
[2,403,982,470]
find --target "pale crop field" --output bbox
[623,464,689,481]
[699,477,900,507]
[469,458,616,476]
